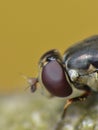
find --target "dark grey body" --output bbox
[64,35,98,71]
[63,35,98,92]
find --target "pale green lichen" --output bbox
[0,91,98,130]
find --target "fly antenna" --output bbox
[20,73,38,92]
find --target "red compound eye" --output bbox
[42,60,72,97]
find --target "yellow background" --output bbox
[0,0,98,93]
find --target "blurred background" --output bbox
[1,0,98,93]
[1,1,98,130]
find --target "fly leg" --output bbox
[54,91,90,130]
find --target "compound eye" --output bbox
[42,60,72,97]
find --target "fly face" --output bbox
[38,49,72,97]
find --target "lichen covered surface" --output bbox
[0,91,98,130]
